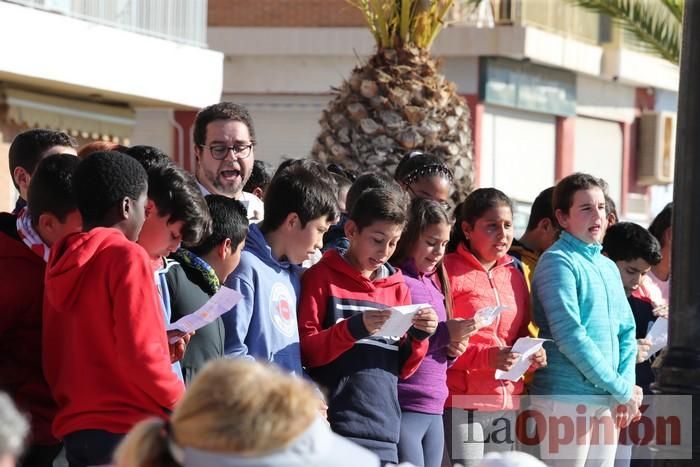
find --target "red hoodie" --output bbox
[299,249,429,459]
[0,213,57,445]
[42,227,184,438]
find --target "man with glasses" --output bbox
[193,102,264,223]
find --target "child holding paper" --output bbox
[602,222,663,467]
[443,188,546,467]
[531,174,640,466]
[298,187,438,465]
[390,198,476,467]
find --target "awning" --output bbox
[2,87,135,143]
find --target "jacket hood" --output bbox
[178,418,378,467]
[245,223,302,273]
[45,227,131,311]
[320,248,404,292]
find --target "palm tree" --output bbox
[570,0,681,64]
[311,0,474,200]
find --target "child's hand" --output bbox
[412,307,438,335]
[446,318,477,342]
[652,305,669,318]
[488,346,520,371]
[616,385,643,428]
[529,347,547,369]
[636,338,652,363]
[362,309,392,335]
[167,330,194,363]
[446,339,469,358]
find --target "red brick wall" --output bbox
[208,0,366,27]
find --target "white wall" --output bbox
[131,108,176,156]
[573,117,623,206]
[0,2,223,108]
[226,94,331,168]
[480,105,556,202]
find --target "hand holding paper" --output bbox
[167,287,242,343]
[495,337,548,381]
[374,304,431,338]
[474,305,507,329]
[644,317,668,359]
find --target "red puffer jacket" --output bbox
[444,243,531,411]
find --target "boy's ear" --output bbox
[119,197,131,221]
[344,219,358,239]
[538,218,553,231]
[37,212,57,235]
[217,238,232,260]
[283,212,300,231]
[13,167,31,196]
[252,187,264,200]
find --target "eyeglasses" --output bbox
[199,143,254,160]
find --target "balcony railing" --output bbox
[6,0,207,47]
[452,0,602,44]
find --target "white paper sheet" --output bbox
[474,305,508,329]
[495,337,548,382]
[377,303,429,338]
[644,317,668,358]
[167,286,242,342]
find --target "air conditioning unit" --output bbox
[637,112,675,185]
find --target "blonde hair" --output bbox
[114,359,320,467]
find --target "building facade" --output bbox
[0,0,223,211]
[177,0,676,225]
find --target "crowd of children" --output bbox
[0,101,672,467]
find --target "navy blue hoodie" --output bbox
[223,223,303,374]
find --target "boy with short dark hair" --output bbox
[323,172,399,252]
[242,159,272,201]
[298,187,437,464]
[131,148,212,372]
[602,222,663,393]
[0,154,81,467]
[167,195,249,383]
[42,151,185,467]
[509,186,557,288]
[8,129,78,213]
[603,222,662,466]
[223,161,338,374]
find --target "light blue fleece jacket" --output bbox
[223,223,303,375]
[531,231,637,404]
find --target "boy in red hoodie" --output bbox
[299,187,438,465]
[42,151,185,467]
[0,154,82,467]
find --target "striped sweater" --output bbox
[530,231,637,404]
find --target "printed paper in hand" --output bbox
[167,287,242,343]
[495,337,548,382]
[377,304,429,338]
[474,305,508,329]
[645,317,668,358]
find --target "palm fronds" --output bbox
[570,0,681,64]
[349,0,455,49]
